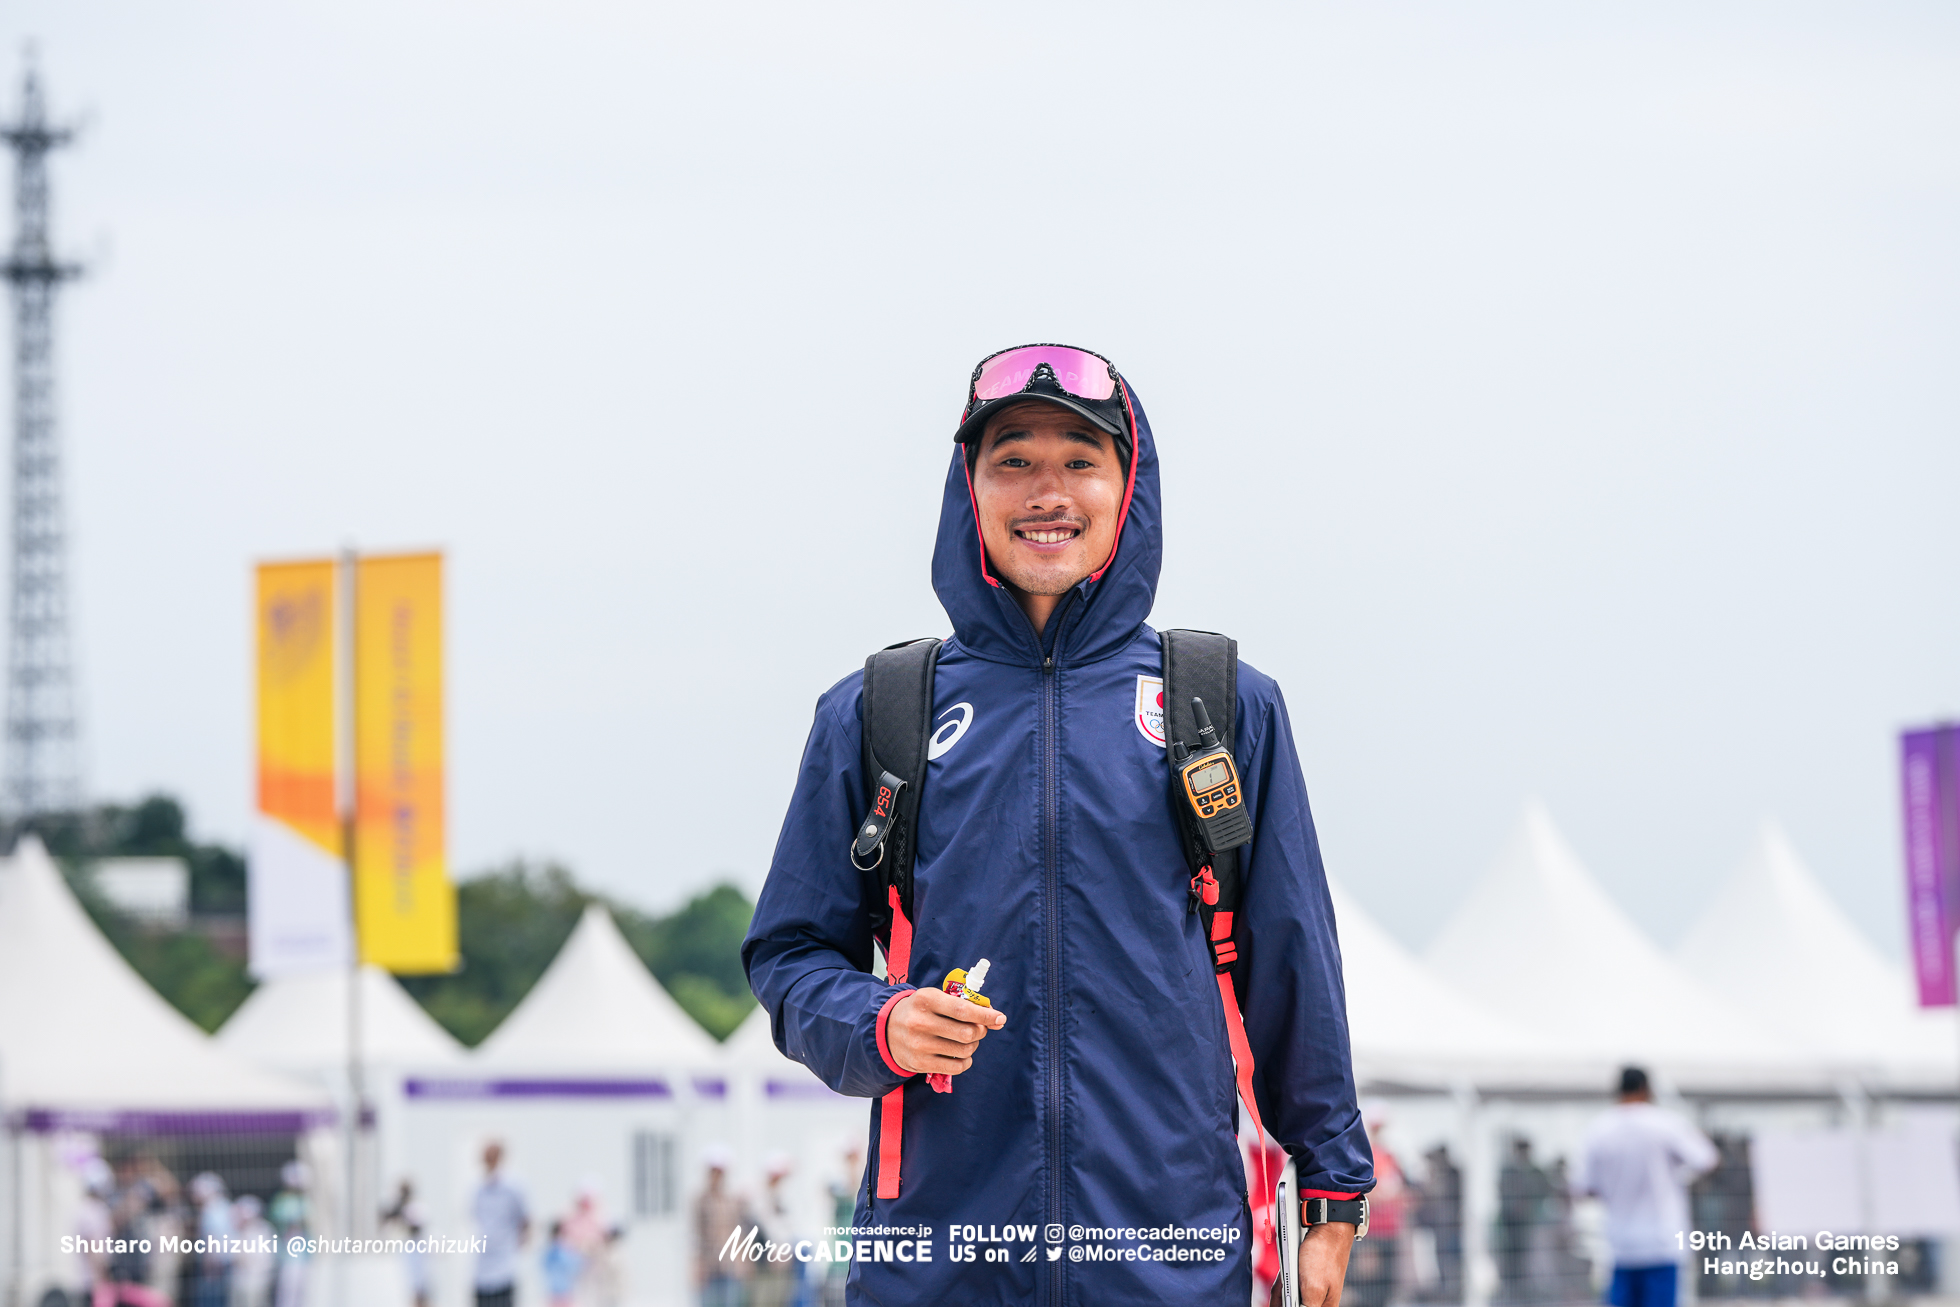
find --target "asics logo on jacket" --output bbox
[927,703,974,760]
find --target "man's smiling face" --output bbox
[971,401,1127,605]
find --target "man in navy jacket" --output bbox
[744,345,1372,1306]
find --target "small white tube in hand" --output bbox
[925,958,996,1094]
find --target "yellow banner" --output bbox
[353,552,457,973]
[256,560,340,856]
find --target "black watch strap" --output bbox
[1302,1196,1368,1232]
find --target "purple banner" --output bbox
[765,1078,848,1101]
[11,1108,335,1136]
[403,1077,673,1101]
[1903,726,1958,1007]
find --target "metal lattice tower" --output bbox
[1,55,82,816]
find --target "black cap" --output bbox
[954,360,1131,467]
[1618,1066,1650,1096]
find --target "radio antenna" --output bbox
[1192,697,1219,750]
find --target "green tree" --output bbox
[613,883,756,1040]
[398,862,588,1047]
[397,863,758,1045]
[82,908,255,1033]
[22,793,247,913]
[17,795,760,1045]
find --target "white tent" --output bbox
[399,905,721,1307]
[0,836,329,1115]
[723,1002,826,1089]
[721,1008,867,1250]
[1677,825,1960,1243]
[219,963,464,1078]
[474,903,720,1071]
[0,837,330,1306]
[1675,822,1957,1083]
[1330,876,1571,1087]
[219,962,466,1255]
[1423,803,1805,1086]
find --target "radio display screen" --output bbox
[1188,760,1228,792]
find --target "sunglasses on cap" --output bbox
[972,344,1118,403]
[955,343,1130,449]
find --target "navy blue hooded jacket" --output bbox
[743,388,1372,1305]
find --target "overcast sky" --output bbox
[5,0,1957,960]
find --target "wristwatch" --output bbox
[1301,1195,1369,1240]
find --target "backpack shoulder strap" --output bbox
[1163,628,1281,1235]
[851,637,942,946]
[851,637,940,1204]
[1162,627,1242,908]
[1162,628,1238,756]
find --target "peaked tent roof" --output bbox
[1423,803,1802,1082]
[721,1011,842,1113]
[720,884,1571,1091]
[1329,876,1570,1085]
[1675,822,1955,1079]
[218,963,465,1078]
[0,838,329,1114]
[475,903,719,1071]
[723,1005,799,1070]
[725,1003,831,1081]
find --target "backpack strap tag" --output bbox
[851,770,908,870]
[858,638,942,922]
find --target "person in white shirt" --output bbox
[1574,1067,1717,1307]
[231,1194,278,1307]
[190,1172,236,1307]
[473,1141,532,1307]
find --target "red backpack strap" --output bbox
[875,885,914,1200]
[1193,866,1274,1230]
[1219,967,1273,1221]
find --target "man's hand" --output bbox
[887,988,1005,1076]
[1269,1222,1355,1307]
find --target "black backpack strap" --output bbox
[1163,629,1281,1219]
[1163,628,1243,925]
[851,637,941,965]
[852,636,941,1205]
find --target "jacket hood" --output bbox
[931,382,1161,667]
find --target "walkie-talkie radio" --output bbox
[1173,697,1253,852]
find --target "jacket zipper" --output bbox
[1040,648,1063,1307]
[1022,590,1079,1307]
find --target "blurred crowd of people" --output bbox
[66,1153,313,1307]
[460,1140,626,1307]
[692,1143,863,1307]
[1351,1070,1723,1307]
[1340,1111,1470,1307]
[1494,1137,1594,1305]
[47,1069,1739,1307]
